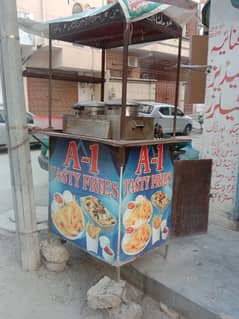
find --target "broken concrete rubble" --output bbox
[122,283,144,304]
[87,276,143,319]
[87,276,126,310]
[40,238,69,272]
[108,302,143,319]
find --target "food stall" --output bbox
[19,1,212,271]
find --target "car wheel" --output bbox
[183,124,192,135]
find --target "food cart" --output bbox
[19,1,212,273]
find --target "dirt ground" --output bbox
[0,230,169,319]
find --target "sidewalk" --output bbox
[122,225,239,319]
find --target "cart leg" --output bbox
[116,266,121,282]
[47,219,51,242]
[164,244,169,259]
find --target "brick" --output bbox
[27,78,78,116]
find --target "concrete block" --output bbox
[122,283,144,304]
[87,276,126,310]
[41,238,69,272]
[109,302,143,319]
[44,260,67,272]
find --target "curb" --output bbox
[121,263,221,319]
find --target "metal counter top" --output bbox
[32,128,191,148]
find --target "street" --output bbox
[0,146,48,214]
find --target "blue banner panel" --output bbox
[49,137,174,266]
[120,144,173,263]
[49,137,120,265]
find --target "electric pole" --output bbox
[0,0,40,270]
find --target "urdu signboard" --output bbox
[202,0,239,220]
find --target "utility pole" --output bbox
[0,0,40,270]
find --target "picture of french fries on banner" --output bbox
[51,190,116,262]
[122,190,170,255]
[51,191,85,239]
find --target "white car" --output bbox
[0,106,40,146]
[138,102,193,135]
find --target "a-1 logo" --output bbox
[63,141,99,174]
[135,145,163,175]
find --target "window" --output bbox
[159,107,170,116]
[138,104,153,114]
[0,112,4,123]
[26,113,34,124]
[172,108,184,117]
[72,3,83,14]
[177,109,184,117]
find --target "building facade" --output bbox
[14,0,202,118]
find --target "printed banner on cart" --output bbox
[49,137,120,266]
[49,137,173,266]
[120,144,173,263]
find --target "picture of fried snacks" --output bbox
[86,223,100,253]
[82,196,115,227]
[53,201,84,238]
[124,198,153,228]
[123,224,151,254]
[153,215,162,229]
[151,191,170,211]
[86,223,100,239]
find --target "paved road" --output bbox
[0,146,48,214]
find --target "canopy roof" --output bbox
[18,1,195,49]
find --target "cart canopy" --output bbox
[18,0,195,49]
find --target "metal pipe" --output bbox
[116,164,124,281]
[120,23,129,140]
[48,36,53,128]
[173,34,182,138]
[100,49,105,101]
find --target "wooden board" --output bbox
[190,35,208,104]
[171,159,212,237]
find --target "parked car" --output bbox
[138,102,193,136]
[38,137,49,170]
[0,106,41,147]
